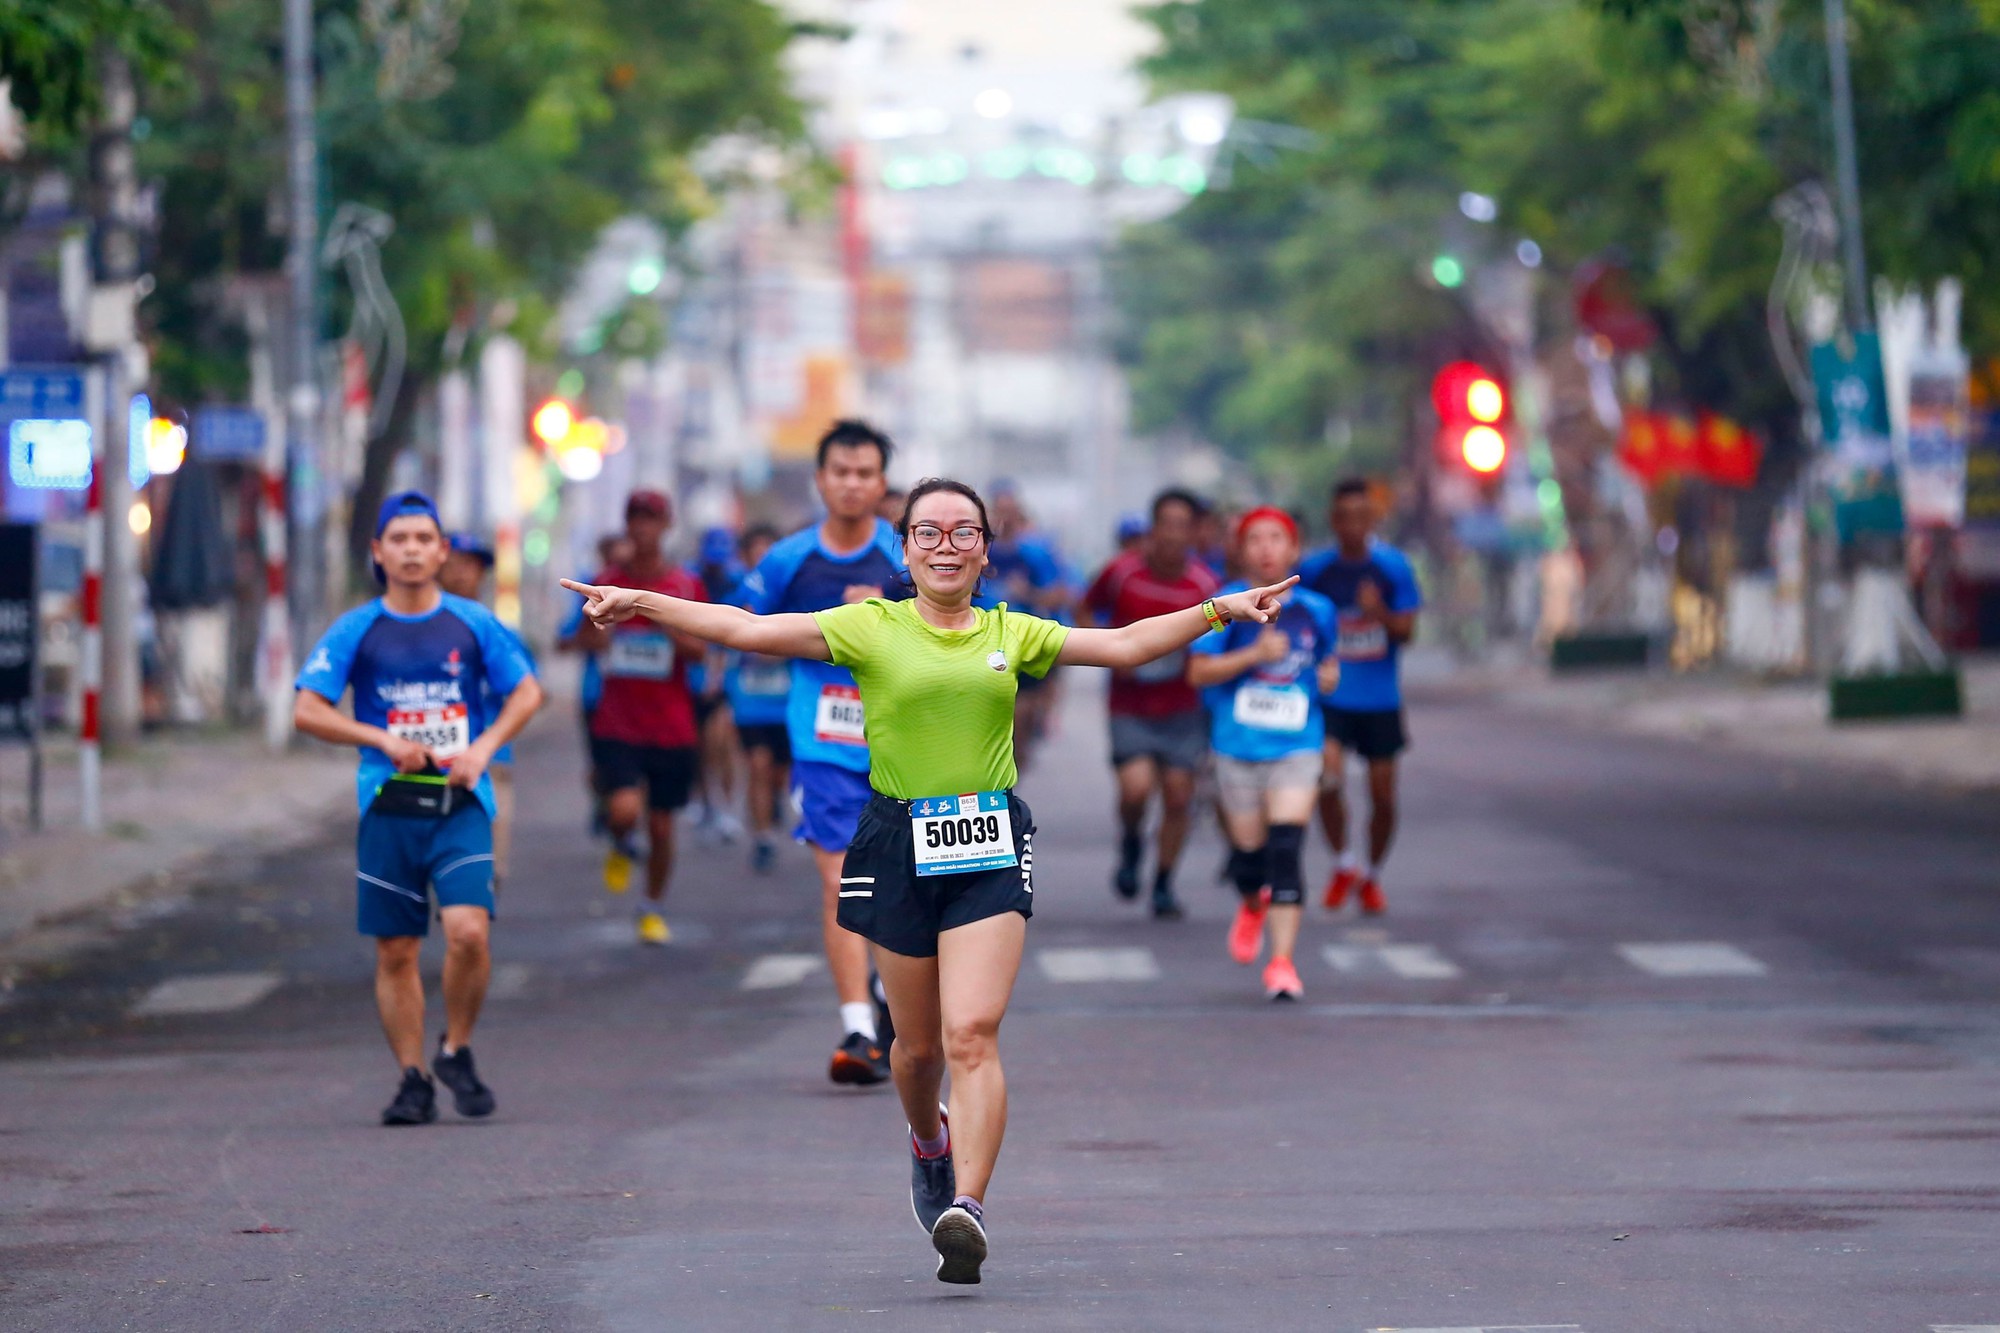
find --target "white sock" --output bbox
[1338,850,1359,872]
[1365,862,1383,882]
[840,1002,877,1042]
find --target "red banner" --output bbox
[1617,409,1763,488]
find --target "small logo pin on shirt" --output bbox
[987,651,1008,671]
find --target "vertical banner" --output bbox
[1811,333,1904,543]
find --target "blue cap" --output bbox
[700,526,736,564]
[1116,511,1148,542]
[371,489,443,584]
[448,531,496,565]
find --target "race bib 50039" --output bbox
[813,684,867,745]
[910,792,1017,877]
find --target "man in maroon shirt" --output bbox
[1083,488,1220,919]
[561,490,708,945]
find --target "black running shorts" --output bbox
[1323,706,1408,761]
[590,739,698,812]
[737,722,792,765]
[837,792,1036,958]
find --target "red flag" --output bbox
[1617,411,1666,485]
[1696,411,1763,488]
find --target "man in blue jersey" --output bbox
[294,491,543,1125]
[1296,478,1422,916]
[737,419,902,1085]
[440,532,529,892]
[1188,507,1339,1000]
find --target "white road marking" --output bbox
[132,972,282,1017]
[1323,944,1463,979]
[1617,942,1768,977]
[1375,1326,1581,1332]
[741,954,823,990]
[1038,947,1160,983]
[488,962,532,999]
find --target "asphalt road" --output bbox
[2,683,1997,1332]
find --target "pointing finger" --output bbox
[559,579,597,598]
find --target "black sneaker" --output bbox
[1150,875,1184,921]
[381,1067,438,1126]
[432,1038,496,1118]
[931,1204,988,1284]
[1113,831,1142,900]
[871,971,897,1056]
[829,1030,888,1086]
[909,1104,955,1233]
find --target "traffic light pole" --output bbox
[283,0,323,637]
[1824,0,1871,335]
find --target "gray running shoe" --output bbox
[931,1204,987,1285]
[909,1104,954,1233]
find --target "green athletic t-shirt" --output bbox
[812,598,1070,799]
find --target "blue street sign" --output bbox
[191,406,267,462]
[0,365,87,423]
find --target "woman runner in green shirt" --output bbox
[562,478,1295,1286]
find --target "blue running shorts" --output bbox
[791,759,874,854]
[355,803,496,938]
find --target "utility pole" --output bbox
[283,0,322,634]
[1824,0,1870,334]
[86,46,142,749]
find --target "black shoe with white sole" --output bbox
[931,1204,987,1284]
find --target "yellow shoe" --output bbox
[636,911,670,946]
[603,847,632,895]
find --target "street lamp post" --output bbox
[1824,0,1870,334]
[283,0,322,635]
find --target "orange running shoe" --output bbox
[1227,892,1269,965]
[1263,955,1304,1001]
[1322,867,1361,911]
[1358,877,1386,915]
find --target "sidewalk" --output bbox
[0,730,355,964]
[1418,650,2000,791]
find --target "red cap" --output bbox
[626,489,672,521]
[1233,505,1298,546]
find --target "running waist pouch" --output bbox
[368,772,464,819]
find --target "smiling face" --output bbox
[1238,517,1299,586]
[902,489,989,605]
[372,514,448,591]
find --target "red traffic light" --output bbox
[1433,361,1509,475]
[1459,425,1506,473]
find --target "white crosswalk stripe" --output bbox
[488,961,533,999]
[1617,942,1768,977]
[131,972,282,1016]
[1038,947,1160,982]
[741,953,824,990]
[1323,943,1464,979]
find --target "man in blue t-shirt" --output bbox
[736,419,904,1086]
[295,490,543,1127]
[1295,478,1422,916]
[1190,507,1340,1002]
[722,524,791,873]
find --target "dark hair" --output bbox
[740,523,779,552]
[1332,477,1371,503]
[1151,487,1206,522]
[897,477,992,543]
[815,418,894,471]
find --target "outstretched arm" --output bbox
[1057,577,1298,671]
[560,579,833,661]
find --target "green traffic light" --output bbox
[1432,255,1465,288]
